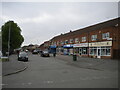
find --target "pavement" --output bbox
[2,55,27,76]
[55,54,119,72]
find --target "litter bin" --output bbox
[73,55,77,61]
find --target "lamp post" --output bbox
[8,22,11,58]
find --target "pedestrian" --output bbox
[53,52,56,57]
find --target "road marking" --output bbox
[44,81,54,84]
[0,84,8,86]
[28,82,32,85]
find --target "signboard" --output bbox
[63,44,73,48]
[50,45,56,48]
[73,43,88,47]
[89,41,112,47]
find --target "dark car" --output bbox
[18,51,28,61]
[32,50,38,54]
[41,50,50,57]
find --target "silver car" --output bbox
[0,51,2,59]
[18,51,28,61]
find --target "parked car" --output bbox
[32,50,38,54]
[0,51,2,59]
[18,51,28,61]
[41,50,50,57]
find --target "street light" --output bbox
[8,22,11,58]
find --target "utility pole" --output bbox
[8,22,11,58]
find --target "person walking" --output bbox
[53,52,56,57]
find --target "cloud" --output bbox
[1,13,53,24]
[1,2,118,46]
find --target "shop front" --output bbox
[63,44,73,55]
[49,45,56,53]
[56,46,64,55]
[73,43,88,56]
[89,41,112,59]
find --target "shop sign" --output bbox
[89,41,112,47]
[50,45,56,48]
[73,43,88,47]
[63,44,73,48]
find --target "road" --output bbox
[2,53,118,88]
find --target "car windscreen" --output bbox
[43,51,48,53]
[19,52,27,56]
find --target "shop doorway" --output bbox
[79,48,82,55]
[97,47,101,58]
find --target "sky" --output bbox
[0,1,119,46]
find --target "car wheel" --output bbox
[18,58,20,61]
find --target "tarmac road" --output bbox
[2,53,118,88]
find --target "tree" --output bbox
[2,21,24,55]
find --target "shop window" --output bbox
[75,48,79,53]
[82,37,86,42]
[82,48,87,55]
[91,35,97,41]
[61,49,64,52]
[90,47,97,55]
[101,47,111,56]
[102,32,110,39]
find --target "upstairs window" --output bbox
[70,39,73,43]
[65,40,68,44]
[54,42,56,45]
[75,38,79,43]
[57,41,59,45]
[82,37,86,42]
[91,35,97,41]
[102,32,110,39]
[61,41,64,45]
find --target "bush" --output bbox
[0,57,9,62]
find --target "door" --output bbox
[79,48,82,55]
[97,47,101,58]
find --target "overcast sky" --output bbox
[0,2,118,46]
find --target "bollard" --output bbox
[73,55,77,61]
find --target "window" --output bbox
[82,37,86,42]
[61,41,64,45]
[65,40,68,44]
[102,32,110,39]
[70,39,73,43]
[91,35,97,41]
[82,48,88,55]
[57,41,59,45]
[54,42,56,45]
[90,47,111,56]
[89,47,97,55]
[75,38,79,43]
[51,42,54,45]
[101,47,111,56]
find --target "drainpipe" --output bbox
[88,32,89,57]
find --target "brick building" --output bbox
[40,17,120,59]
